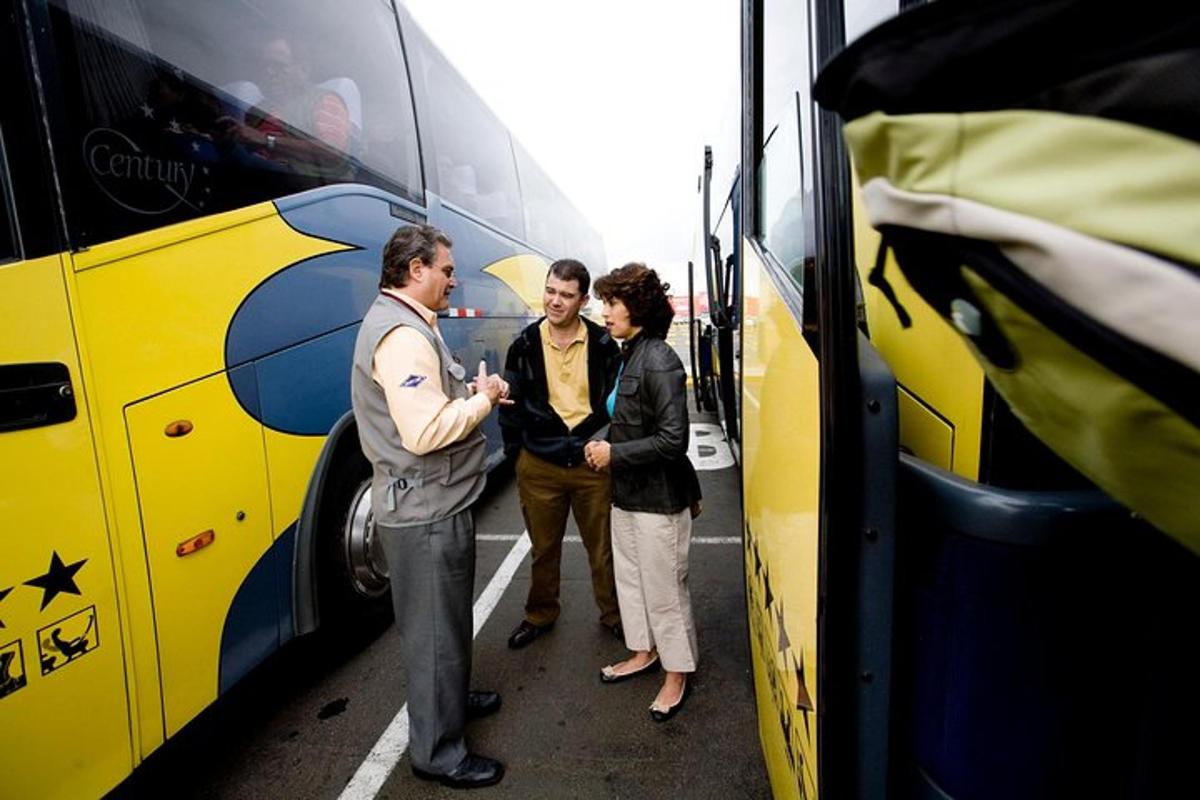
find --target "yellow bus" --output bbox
[697,0,1198,797]
[0,1,600,796]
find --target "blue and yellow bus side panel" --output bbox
[68,201,346,743]
[740,241,821,799]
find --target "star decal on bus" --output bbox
[779,707,794,768]
[23,552,87,611]
[794,652,813,711]
[776,603,790,654]
[794,651,813,740]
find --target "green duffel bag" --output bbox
[815,0,1200,553]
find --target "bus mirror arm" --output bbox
[702,145,727,330]
[723,252,737,327]
[709,233,728,329]
[688,260,703,408]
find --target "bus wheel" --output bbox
[317,448,392,635]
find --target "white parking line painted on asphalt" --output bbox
[337,531,533,800]
[688,423,736,470]
[472,532,533,637]
[476,534,741,545]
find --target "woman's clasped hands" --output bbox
[584,440,611,472]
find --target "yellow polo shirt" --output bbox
[540,318,590,431]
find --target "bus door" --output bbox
[123,374,275,738]
[0,9,132,797]
[715,173,742,450]
[739,0,900,797]
[0,263,134,800]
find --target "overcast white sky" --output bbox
[401,0,740,290]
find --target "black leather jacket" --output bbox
[499,316,621,468]
[610,333,701,514]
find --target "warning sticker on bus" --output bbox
[37,606,99,676]
[1,639,28,700]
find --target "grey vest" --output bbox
[350,293,487,527]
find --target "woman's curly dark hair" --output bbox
[593,262,674,338]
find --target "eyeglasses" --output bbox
[420,262,454,279]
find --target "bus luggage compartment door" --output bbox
[894,455,1197,799]
[126,369,275,737]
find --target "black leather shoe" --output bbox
[507,620,552,649]
[650,676,692,722]
[412,753,505,789]
[467,690,501,720]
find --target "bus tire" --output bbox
[316,443,393,638]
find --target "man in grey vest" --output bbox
[351,223,510,789]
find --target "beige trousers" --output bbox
[611,506,699,672]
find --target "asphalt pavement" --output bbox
[110,415,766,799]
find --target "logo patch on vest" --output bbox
[399,374,427,388]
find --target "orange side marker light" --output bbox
[177,529,215,557]
[165,420,194,437]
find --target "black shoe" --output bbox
[412,754,505,789]
[507,620,552,649]
[467,690,501,720]
[649,676,692,722]
[606,621,624,641]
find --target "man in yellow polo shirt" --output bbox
[500,259,623,648]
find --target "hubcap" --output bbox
[344,481,390,597]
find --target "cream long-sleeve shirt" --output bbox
[372,291,491,455]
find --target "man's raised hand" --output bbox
[475,360,513,406]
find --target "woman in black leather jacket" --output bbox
[583,263,701,722]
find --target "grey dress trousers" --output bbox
[378,509,476,774]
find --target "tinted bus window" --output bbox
[763,0,811,135]
[579,227,606,274]
[759,0,815,288]
[407,32,525,238]
[760,103,809,283]
[47,0,423,247]
[514,140,566,255]
[563,206,603,274]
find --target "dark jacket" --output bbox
[500,316,622,468]
[610,333,702,514]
